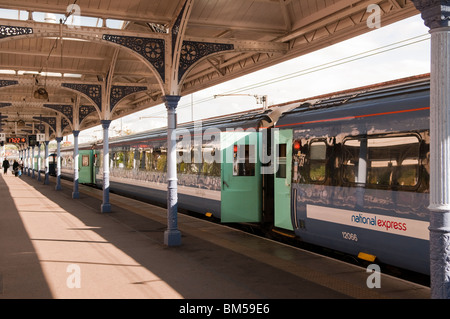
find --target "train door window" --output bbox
[276,143,287,178]
[342,139,360,183]
[367,135,420,188]
[82,155,89,167]
[309,141,327,182]
[233,144,255,176]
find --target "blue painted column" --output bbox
[27,147,31,176]
[31,145,35,178]
[101,120,111,213]
[44,141,49,185]
[37,142,41,182]
[412,0,450,299]
[25,148,29,175]
[72,130,80,199]
[55,137,62,191]
[24,147,28,175]
[164,95,182,246]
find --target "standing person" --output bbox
[2,158,9,175]
[13,160,19,177]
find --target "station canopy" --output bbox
[0,0,418,142]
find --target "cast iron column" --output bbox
[55,137,62,191]
[72,130,80,199]
[37,142,41,182]
[27,147,31,176]
[101,120,111,213]
[429,26,450,298]
[31,145,35,178]
[24,147,28,175]
[164,95,181,246]
[412,0,450,298]
[44,141,49,185]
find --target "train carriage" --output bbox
[58,74,432,275]
[275,76,430,275]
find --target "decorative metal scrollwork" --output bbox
[33,116,56,133]
[102,34,165,82]
[0,80,18,88]
[79,105,97,123]
[62,83,102,112]
[61,117,71,132]
[178,41,234,81]
[110,85,147,111]
[0,25,33,39]
[26,123,46,134]
[43,104,73,123]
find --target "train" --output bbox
[51,74,431,276]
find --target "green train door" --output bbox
[274,129,293,230]
[220,131,262,223]
[79,150,94,184]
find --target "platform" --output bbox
[0,171,430,301]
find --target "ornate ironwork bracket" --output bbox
[178,41,234,82]
[0,80,18,88]
[26,123,46,134]
[110,85,148,112]
[0,113,7,132]
[79,105,98,124]
[62,83,102,112]
[412,0,450,28]
[33,116,56,133]
[102,34,165,82]
[61,117,71,132]
[43,104,73,124]
[0,25,33,39]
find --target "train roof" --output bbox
[62,73,430,151]
[274,73,430,126]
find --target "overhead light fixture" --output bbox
[34,87,48,100]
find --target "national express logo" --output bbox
[351,213,407,232]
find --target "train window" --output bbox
[342,139,360,184]
[276,144,287,178]
[233,144,255,176]
[309,141,327,182]
[201,144,220,177]
[82,155,89,167]
[367,136,420,188]
[343,135,420,189]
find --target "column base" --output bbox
[164,229,181,246]
[72,191,79,199]
[101,203,111,213]
[55,184,62,191]
[44,174,49,185]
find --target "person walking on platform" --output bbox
[2,158,9,175]
[13,160,21,177]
